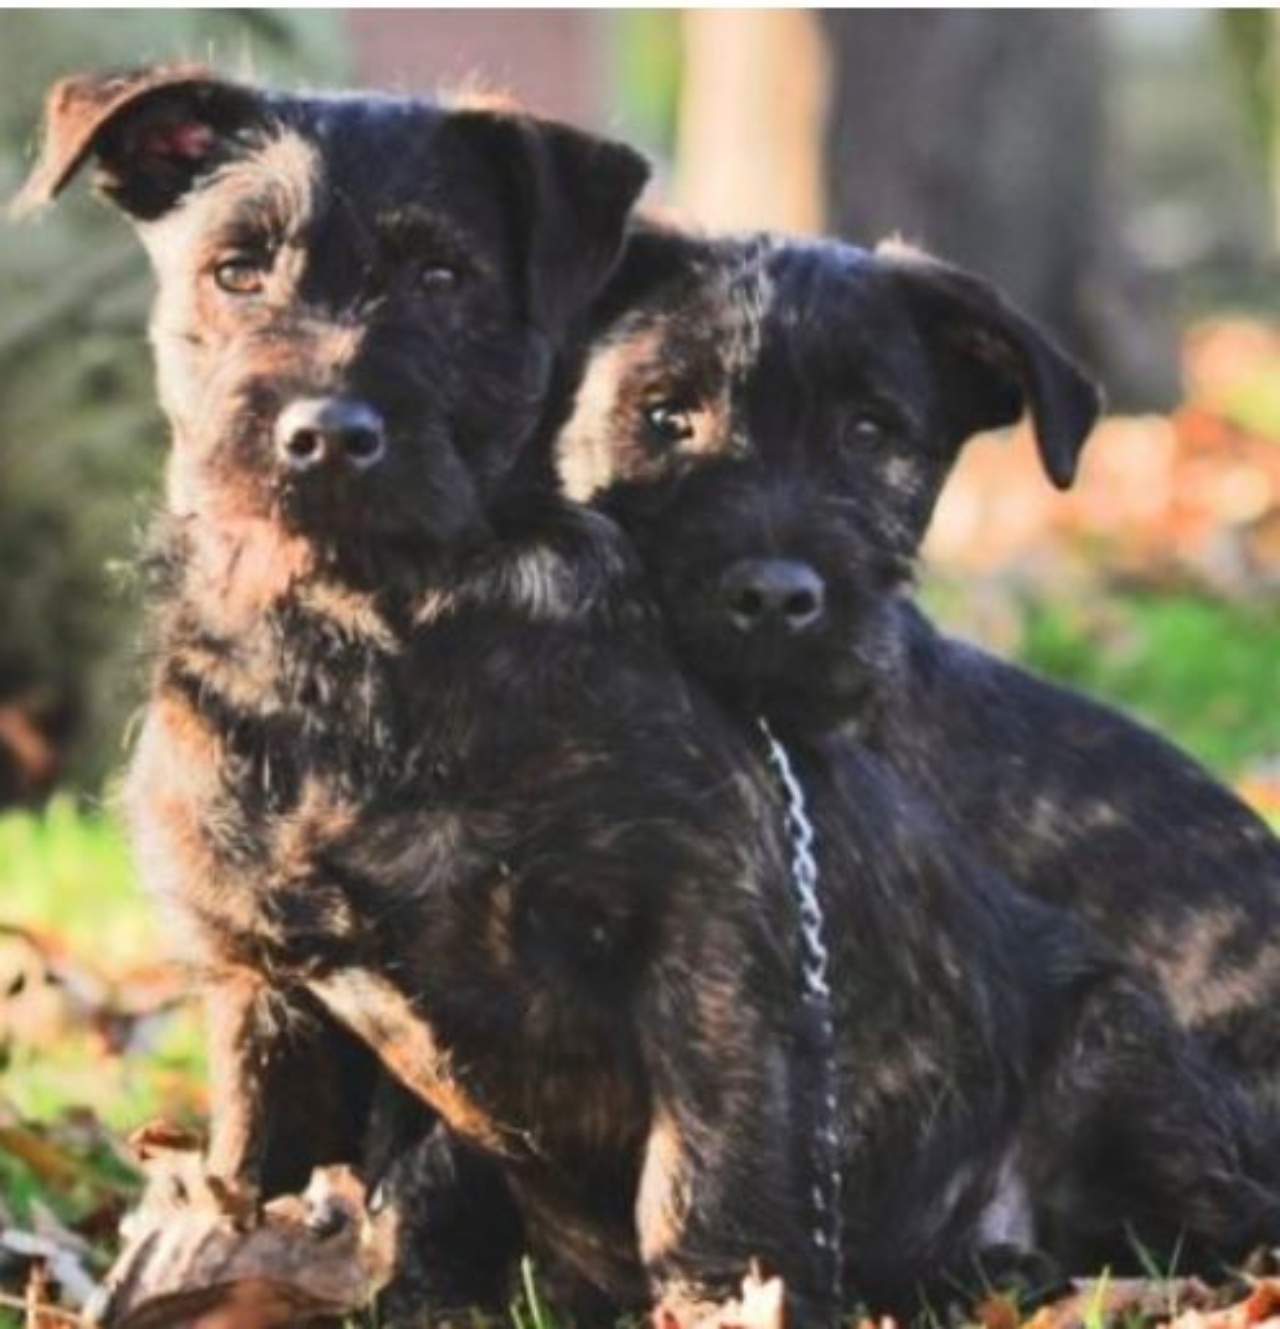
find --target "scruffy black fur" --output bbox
[556,225,1280,1276]
[557,225,1280,1103]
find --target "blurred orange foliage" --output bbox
[927,319,1280,597]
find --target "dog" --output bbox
[25,70,1280,1324]
[556,223,1280,1274]
[557,223,1280,1104]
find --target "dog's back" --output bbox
[554,224,1280,1280]
[864,596,1280,1100]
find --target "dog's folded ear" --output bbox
[878,240,1103,489]
[13,64,264,222]
[446,109,650,336]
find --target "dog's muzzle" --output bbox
[275,397,387,475]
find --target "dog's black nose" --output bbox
[275,398,386,473]
[721,559,826,635]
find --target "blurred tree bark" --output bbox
[820,11,1180,411]
[676,10,828,234]
[1219,9,1280,253]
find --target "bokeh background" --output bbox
[0,9,1277,1299]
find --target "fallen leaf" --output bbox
[1024,1276,1215,1329]
[653,1269,786,1328]
[127,1123,203,1163]
[0,1229,98,1307]
[1242,1281,1280,1325]
[1167,1278,1280,1329]
[0,1124,82,1189]
[974,1291,1020,1329]
[86,1159,394,1329]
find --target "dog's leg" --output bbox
[1028,976,1280,1272]
[636,941,834,1327]
[310,971,527,1319]
[307,968,516,1157]
[205,972,379,1198]
[370,1106,525,1325]
[203,971,274,1192]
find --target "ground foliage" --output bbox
[0,782,1277,1329]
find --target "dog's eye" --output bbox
[417,261,461,292]
[643,401,696,447]
[212,256,269,296]
[846,414,889,446]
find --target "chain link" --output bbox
[758,718,844,1316]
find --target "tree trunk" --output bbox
[676,9,828,235]
[821,11,1180,411]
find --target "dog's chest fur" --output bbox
[125,510,769,1144]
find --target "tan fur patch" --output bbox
[558,330,664,501]
[1147,909,1280,1028]
[124,696,236,963]
[296,582,399,651]
[413,588,459,626]
[557,326,731,501]
[273,776,361,882]
[142,128,322,275]
[142,129,335,467]
[309,969,519,1156]
[183,518,317,633]
[635,1107,693,1266]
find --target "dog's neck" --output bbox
[146,495,663,830]
[149,497,653,673]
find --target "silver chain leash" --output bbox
[757,717,844,1316]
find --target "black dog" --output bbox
[557,224,1280,1274]
[558,224,1280,1108]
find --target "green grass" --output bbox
[1081,1269,1112,1329]
[1014,588,1280,777]
[510,1258,558,1329]
[0,1122,138,1230]
[0,800,199,1313]
[1,798,205,1132]
[1,795,143,967]
[3,1004,205,1131]
[1207,359,1280,440]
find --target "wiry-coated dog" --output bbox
[557,225,1280,1275]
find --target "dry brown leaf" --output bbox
[653,1269,786,1329]
[126,1123,204,1163]
[974,1291,1020,1329]
[85,1149,394,1329]
[1241,1281,1280,1325]
[1022,1276,1215,1329]
[0,1124,82,1189]
[1167,1278,1280,1329]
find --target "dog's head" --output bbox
[557,227,1101,726]
[17,66,647,580]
